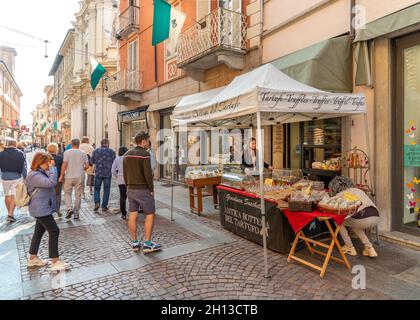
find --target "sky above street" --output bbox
[0,0,80,125]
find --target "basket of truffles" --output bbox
[288,191,315,212]
[317,193,362,215]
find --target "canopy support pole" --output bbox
[363,113,375,197]
[170,130,175,222]
[257,111,269,278]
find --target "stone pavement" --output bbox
[0,178,420,300]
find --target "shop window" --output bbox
[402,44,420,229]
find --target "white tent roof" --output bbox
[174,86,225,115]
[172,64,366,126]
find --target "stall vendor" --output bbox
[242,138,273,174]
[329,176,379,258]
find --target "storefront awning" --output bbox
[147,97,182,112]
[172,64,366,126]
[270,35,352,93]
[174,86,226,116]
[354,3,420,42]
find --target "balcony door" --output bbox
[127,40,138,90]
[219,0,242,48]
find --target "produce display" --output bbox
[272,169,303,185]
[311,158,340,171]
[220,172,257,190]
[292,179,325,191]
[288,191,315,212]
[185,165,223,180]
[318,192,362,214]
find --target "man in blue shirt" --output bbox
[0,138,27,223]
[91,139,116,212]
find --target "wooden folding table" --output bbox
[283,210,351,278]
[184,176,221,215]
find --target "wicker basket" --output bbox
[317,203,360,215]
[288,200,314,212]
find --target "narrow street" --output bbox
[1,152,419,300]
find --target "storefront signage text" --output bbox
[121,111,145,122]
[404,144,420,167]
[223,194,264,236]
[258,92,365,112]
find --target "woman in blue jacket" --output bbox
[26,152,70,272]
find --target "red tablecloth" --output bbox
[282,209,348,234]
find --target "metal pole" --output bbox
[170,131,175,222]
[363,113,375,196]
[257,111,269,278]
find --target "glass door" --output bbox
[395,32,420,234]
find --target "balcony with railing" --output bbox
[116,5,140,40]
[177,7,247,80]
[107,69,142,105]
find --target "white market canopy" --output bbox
[172,64,366,126]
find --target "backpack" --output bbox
[15,182,38,208]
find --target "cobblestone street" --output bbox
[1,179,420,300]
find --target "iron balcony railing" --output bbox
[118,5,139,35]
[177,7,247,66]
[107,69,142,95]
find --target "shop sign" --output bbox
[218,188,295,253]
[404,144,420,167]
[121,110,146,123]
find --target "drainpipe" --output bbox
[258,0,264,65]
[350,0,356,40]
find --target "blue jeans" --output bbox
[94,176,111,208]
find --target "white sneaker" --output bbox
[27,257,48,268]
[363,246,378,258]
[50,260,71,272]
[341,244,357,256]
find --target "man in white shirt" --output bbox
[79,136,94,156]
[59,139,89,220]
[79,136,94,197]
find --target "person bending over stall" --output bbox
[328,176,379,258]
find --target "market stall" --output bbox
[170,63,370,277]
[184,166,223,215]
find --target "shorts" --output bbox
[1,178,22,196]
[127,188,155,214]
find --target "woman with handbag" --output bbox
[26,152,70,272]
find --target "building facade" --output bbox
[0,46,22,140]
[32,87,51,147]
[261,0,420,237]
[109,0,259,179]
[50,0,120,150]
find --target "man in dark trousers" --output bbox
[91,139,116,212]
[123,132,161,254]
[0,138,27,222]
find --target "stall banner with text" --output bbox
[218,189,294,253]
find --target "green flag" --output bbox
[90,57,107,91]
[152,0,171,46]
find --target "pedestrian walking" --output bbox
[147,140,157,173]
[91,139,116,212]
[47,143,64,218]
[79,136,94,197]
[59,139,89,220]
[124,132,161,253]
[26,152,70,272]
[0,138,27,223]
[112,146,128,220]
